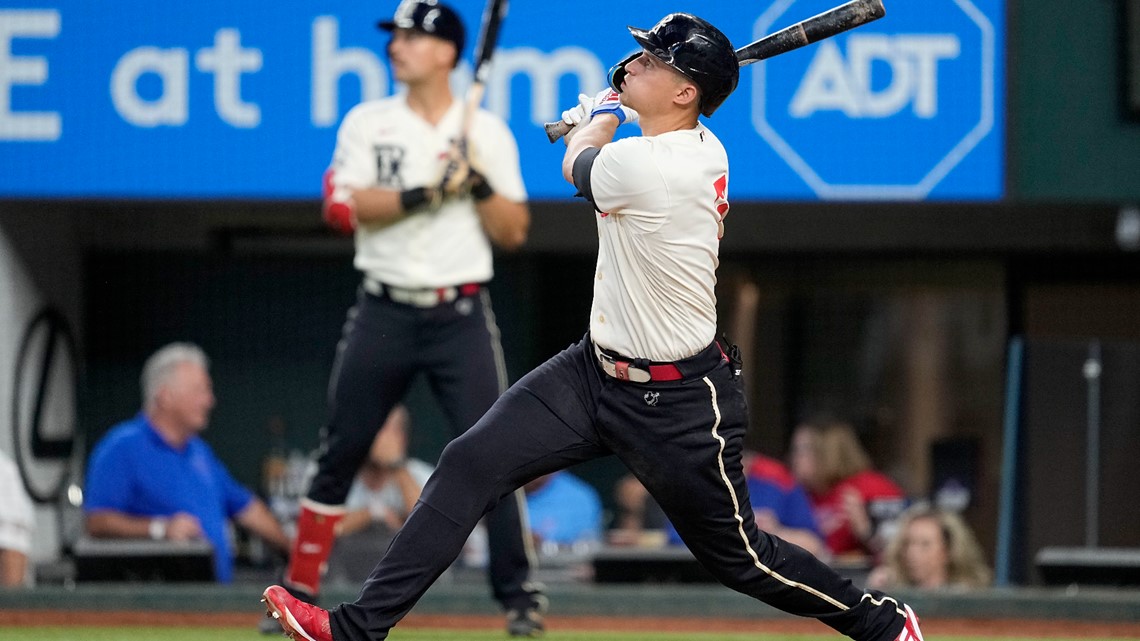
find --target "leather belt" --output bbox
[363,278,480,308]
[593,342,684,383]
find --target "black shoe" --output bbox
[506,607,545,637]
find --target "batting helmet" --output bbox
[378,0,466,59]
[609,13,738,117]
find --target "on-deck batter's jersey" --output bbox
[326,95,527,289]
[586,123,728,362]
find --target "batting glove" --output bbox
[561,93,596,128]
[588,88,638,125]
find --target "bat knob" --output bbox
[544,120,572,143]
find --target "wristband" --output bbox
[400,187,430,212]
[470,177,494,202]
[148,518,167,540]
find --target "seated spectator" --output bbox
[740,452,826,557]
[790,417,907,561]
[0,449,34,587]
[336,405,428,540]
[83,342,291,583]
[611,452,824,557]
[327,405,487,585]
[664,452,826,558]
[523,471,603,549]
[608,473,668,546]
[867,502,992,591]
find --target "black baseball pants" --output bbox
[306,286,536,611]
[329,334,908,641]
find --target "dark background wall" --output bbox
[1010,0,1140,200]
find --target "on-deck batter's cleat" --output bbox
[895,603,925,641]
[506,606,545,637]
[262,585,333,641]
[258,613,285,635]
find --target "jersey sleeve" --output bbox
[589,137,669,222]
[326,107,378,198]
[469,111,527,202]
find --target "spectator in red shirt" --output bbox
[789,418,907,561]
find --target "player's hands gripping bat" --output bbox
[435,0,509,196]
[544,0,886,143]
[559,89,640,141]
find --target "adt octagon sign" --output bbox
[751,0,1003,200]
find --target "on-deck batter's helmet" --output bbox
[609,13,738,117]
[378,0,466,61]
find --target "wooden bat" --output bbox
[438,0,509,188]
[544,0,886,143]
[468,0,509,121]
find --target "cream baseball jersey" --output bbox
[326,95,527,289]
[586,123,729,362]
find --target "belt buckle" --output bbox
[595,345,652,383]
[614,361,652,383]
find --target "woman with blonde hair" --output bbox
[790,417,907,559]
[868,502,992,590]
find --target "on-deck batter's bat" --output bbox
[438,0,509,187]
[544,0,886,143]
[468,0,509,123]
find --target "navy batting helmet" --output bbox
[378,0,466,59]
[609,13,738,117]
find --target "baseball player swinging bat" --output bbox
[544,0,886,142]
[437,0,509,189]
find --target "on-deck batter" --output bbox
[279,1,544,636]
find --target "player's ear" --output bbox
[674,82,700,111]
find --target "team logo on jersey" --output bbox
[643,391,659,407]
[373,145,406,189]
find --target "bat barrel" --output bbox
[801,0,885,43]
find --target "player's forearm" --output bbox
[561,115,620,184]
[348,188,407,225]
[476,197,529,250]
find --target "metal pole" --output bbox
[1082,340,1102,548]
[995,336,1024,586]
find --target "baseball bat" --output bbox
[544,0,886,143]
[469,0,509,109]
[439,0,508,187]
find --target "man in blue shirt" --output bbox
[667,453,825,558]
[84,342,290,583]
[523,471,603,547]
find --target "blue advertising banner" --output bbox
[0,0,1003,200]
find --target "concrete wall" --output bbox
[0,207,84,569]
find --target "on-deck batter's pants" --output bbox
[329,334,909,641]
[306,286,537,611]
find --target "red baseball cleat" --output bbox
[896,603,925,641]
[262,585,333,641]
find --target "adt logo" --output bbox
[752,0,1000,200]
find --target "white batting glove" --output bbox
[561,90,639,130]
[561,93,595,128]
